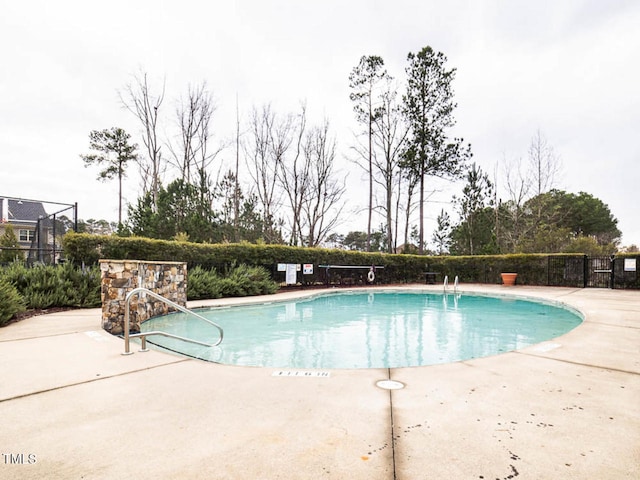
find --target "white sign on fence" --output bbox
[624,258,637,272]
[285,263,298,285]
[303,263,313,275]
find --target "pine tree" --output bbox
[0,224,21,263]
[402,46,471,253]
[80,127,138,226]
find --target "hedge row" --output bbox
[62,232,614,287]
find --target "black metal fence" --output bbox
[547,255,585,287]
[611,256,640,289]
[540,255,638,289]
[0,246,65,266]
[204,255,640,290]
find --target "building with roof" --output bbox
[0,197,51,261]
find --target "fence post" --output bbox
[583,255,588,288]
[610,255,616,289]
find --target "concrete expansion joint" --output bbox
[388,367,399,480]
[555,288,588,298]
[516,351,640,376]
[595,322,640,330]
[0,331,85,343]
[0,358,190,404]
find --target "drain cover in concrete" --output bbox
[376,380,405,390]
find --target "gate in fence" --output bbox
[547,255,638,289]
[586,256,613,288]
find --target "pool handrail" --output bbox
[444,275,460,293]
[122,287,224,355]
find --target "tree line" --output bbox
[78,47,624,255]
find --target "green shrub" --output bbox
[0,278,26,326]
[217,277,243,297]
[187,266,222,300]
[187,264,279,300]
[218,265,279,298]
[0,262,33,298]
[7,264,67,309]
[0,225,21,264]
[0,262,101,310]
[55,263,101,307]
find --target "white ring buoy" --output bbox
[367,270,375,282]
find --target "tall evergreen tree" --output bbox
[453,163,494,255]
[80,127,138,226]
[126,179,218,243]
[402,46,470,253]
[432,209,451,255]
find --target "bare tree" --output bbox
[171,82,226,221]
[244,104,347,246]
[234,95,241,241]
[498,130,563,252]
[244,104,291,243]
[275,104,308,246]
[528,129,562,197]
[300,120,346,247]
[401,171,420,251]
[501,154,531,252]
[527,129,563,222]
[349,55,390,251]
[371,78,409,252]
[168,82,222,184]
[119,71,166,210]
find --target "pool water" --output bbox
[140,291,583,369]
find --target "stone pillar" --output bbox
[99,260,187,335]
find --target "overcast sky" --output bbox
[2,0,639,247]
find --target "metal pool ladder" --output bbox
[443,275,459,293]
[122,287,224,355]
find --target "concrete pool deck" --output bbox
[0,284,638,479]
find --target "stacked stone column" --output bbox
[100,260,187,335]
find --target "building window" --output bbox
[19,229,35,242]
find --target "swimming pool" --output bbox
[140,290,583,369]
